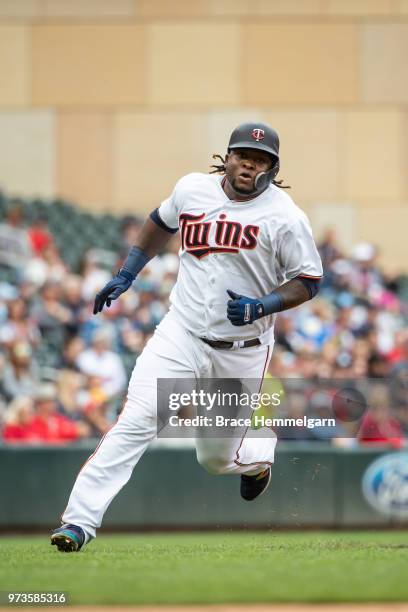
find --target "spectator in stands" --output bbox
[2,396,36,443]
[318,227,341,270]
[80,375,112,437]
[0,297,41,349]
[76,328,127,399]
[29,382,90,445]
[61,335,85,370]
[0,341,38,401]
[62,275,85,336]
[119,324,145,355]
[57,369,85,418]
[275,391,311,440]
[24,242,68,288]
[307,390,347,439]
[31,281,72,348]
[323,258,355,309]
[387,330,408,365]
[296,300,335,351]
[0,377,6,425]
[350,242,384,298]
[80,252,111,303]
[390,362,408,410]
[368,351,389,378]
[0,203,31,274]
[27,214,53,255]
[394,405,408,438]
[57,369,111,438]
[358,384,404,447]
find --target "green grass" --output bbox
[0,531,407,605]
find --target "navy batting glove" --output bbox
[226,289,264,326]
[93,269,134,315]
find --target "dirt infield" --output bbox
[2,605,408,611]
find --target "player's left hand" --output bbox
[226,290,264,326]
[93,270,133,314]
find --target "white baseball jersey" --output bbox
[158,172,323,343]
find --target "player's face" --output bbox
[225,149,273,194]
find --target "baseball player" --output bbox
[51,122,323,552]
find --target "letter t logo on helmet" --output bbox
[251,128,265,142]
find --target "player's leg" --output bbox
[55,313,198,547]
[195,342,277,479]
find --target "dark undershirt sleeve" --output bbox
[296,275,322,299]
[150,208,179,234]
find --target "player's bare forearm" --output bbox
[226,276,321,326]
[273,277,312,311]
[134,217,175,259]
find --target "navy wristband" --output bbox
[121,246,151,280]
[118,268,135,282]
[259,292,283,316]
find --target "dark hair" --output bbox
[209,154,290,189]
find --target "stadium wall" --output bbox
[0,1,407,268]
[0,443,404,529]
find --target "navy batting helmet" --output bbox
[227,122,280,193]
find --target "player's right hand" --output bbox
[93,269,134,314]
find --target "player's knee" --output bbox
[196,449,230,476]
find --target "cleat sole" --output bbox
[50,533,79,553]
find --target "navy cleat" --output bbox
[50,524,85,552]
[240,467,271,501]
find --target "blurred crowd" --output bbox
[270,228,407,447]
[0,201,179,444]
[0,202,406,447]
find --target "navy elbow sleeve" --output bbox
[150,208,178,234]
[297,276,322,299]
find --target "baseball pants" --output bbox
[62,311,277,542]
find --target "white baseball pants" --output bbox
[62,311,277,541]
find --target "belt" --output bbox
[200,337,261,350]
